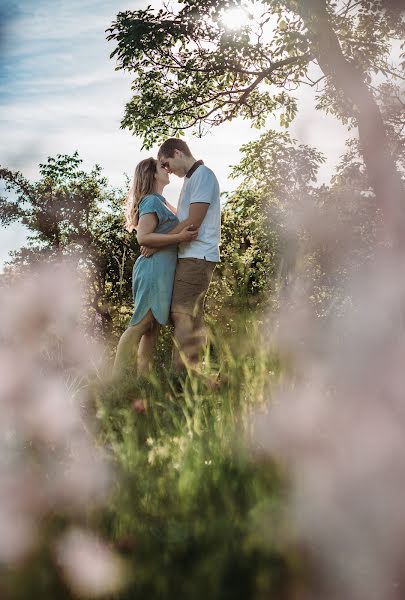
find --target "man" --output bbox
[154,138,220,371]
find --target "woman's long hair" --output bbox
[125,157,157,232]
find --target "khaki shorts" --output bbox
[171,258,216,318]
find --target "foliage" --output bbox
[212,117,401,320]
[210,188,277,312]
[1,305,297,600]
[107,0,404,148]
[207,129,326,319]
[0,153,137,337]
[376,81,405,174]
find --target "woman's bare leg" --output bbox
[112,311,155,377]
[137,319,160,376]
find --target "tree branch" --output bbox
[237,54,311,106]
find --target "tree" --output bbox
[215,101,405,318]
[0,153,137,337]
[108,0,404,240]
[203,128,326,323]
[229,129,325,281]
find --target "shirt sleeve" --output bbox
[138,195,166,223]
[189,168,219,205]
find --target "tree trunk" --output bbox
[295,0,405,244]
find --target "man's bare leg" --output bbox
[112,311,155,377]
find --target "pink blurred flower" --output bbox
[0,512,38,565]
[0,259,112,569]
[49,440,112,511]
[21,377,81,443]
[131,398,147,414]
[55,528,127,598]
[256,188,405,598]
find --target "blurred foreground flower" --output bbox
[256,186,405,599]
[0,260,118,591]
[131,398,147,413]
[56,528,128,598]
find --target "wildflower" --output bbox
[131,399,147,414]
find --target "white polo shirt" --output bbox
[176,162,221,262]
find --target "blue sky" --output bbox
[1,0,143,179]
[0,0,349,269]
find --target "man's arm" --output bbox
[140,203,209,255]
[137,213,197,247]
[176,203,209,229]
[141,204,208,246]
[156,203,208,235]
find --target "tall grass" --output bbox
[0,260,300,599]
[92,313,296,600]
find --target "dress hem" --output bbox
[128,307,168,328]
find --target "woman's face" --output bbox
[155,160,170,186]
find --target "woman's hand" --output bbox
[178,225,199,243]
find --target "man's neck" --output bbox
[183,156,197,176]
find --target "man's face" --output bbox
[160,150,186,177]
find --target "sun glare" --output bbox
[219,3,278,43]
[221,7,249,30]
[220,2,273,33]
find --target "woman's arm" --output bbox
[136,213,198,248]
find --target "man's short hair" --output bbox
[158,138,192,159]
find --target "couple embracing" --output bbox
[113,138,220,377]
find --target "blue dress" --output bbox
[128,193,179,326]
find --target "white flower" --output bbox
[55,528,127,598]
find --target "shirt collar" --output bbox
[185,160,204,179]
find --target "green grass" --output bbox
[91,315,298,600]
[2,313,300,600]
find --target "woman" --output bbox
[113,157,197,376]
